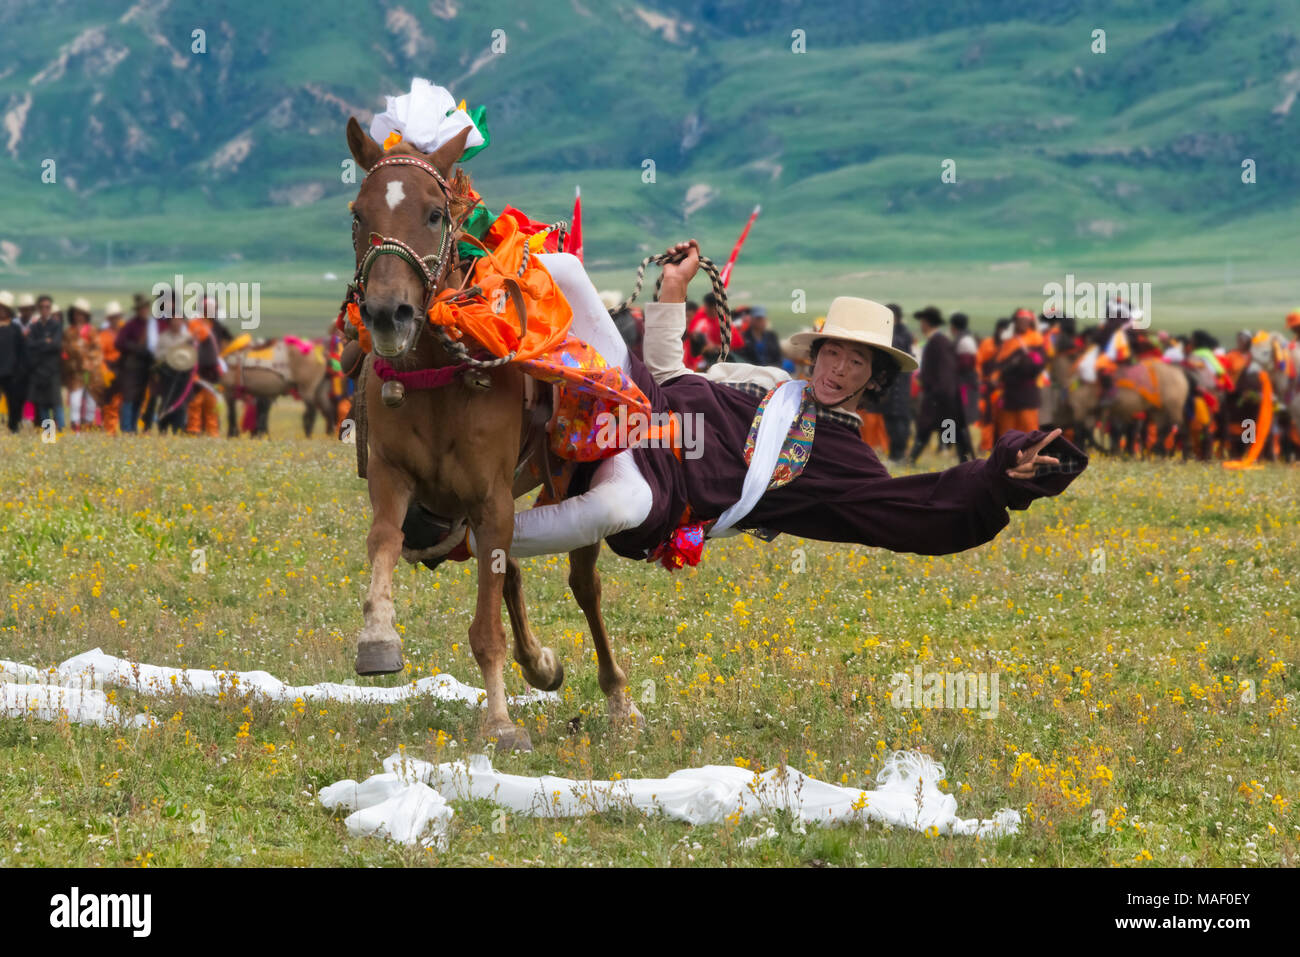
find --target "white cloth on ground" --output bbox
[0,649,556,727]
[321,749,1020,844]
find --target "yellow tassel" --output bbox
[382,131,402,151]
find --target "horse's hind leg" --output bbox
[568,543,642,727]
[355,457,413,675]
[503,558,565,692]
[467,491,532,752]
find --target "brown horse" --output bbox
[1063,354,1188,456]
[220,338,333,437]
[344,118,637,751]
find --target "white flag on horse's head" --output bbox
[369,78,486,156]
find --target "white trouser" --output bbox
[482,448,653,557]
[68,387,96,426]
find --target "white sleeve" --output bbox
[705,361,791,390]
[643,302,699,385]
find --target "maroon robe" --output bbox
[599,354,1088,561]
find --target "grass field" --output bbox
[0,417,1296,867]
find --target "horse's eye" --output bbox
[429,208,444,226]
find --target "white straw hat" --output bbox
[786,297,919,372]
[0,290,15,310]
[104,300,123,318]
[17,293,35,308]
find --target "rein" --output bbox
[344,153,460,363]
[612,252,733,362]
[340,152,558,381]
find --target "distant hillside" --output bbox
[1,0,1298,282]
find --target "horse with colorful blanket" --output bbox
[218,335,334,438]
[342,115,646,750]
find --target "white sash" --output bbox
[709,379,807,538]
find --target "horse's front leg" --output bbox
[468,489,532,751]
[355,456,413,675]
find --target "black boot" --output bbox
[401,502,462,571]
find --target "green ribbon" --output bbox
[458,104,491,162]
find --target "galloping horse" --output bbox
[344,119,638,751]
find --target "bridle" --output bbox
[346,153,461,333]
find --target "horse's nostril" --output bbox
[393,303,416,324]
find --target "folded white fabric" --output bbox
[321,749,1020,843]
[369,78,485,155]
[319,774,453,849]
[0,682,150,727]
[46,648,556,708]
[0,648,556,728]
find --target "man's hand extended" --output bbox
[658,239,700,303]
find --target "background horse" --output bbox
[220,336,333,437]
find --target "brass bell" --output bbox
[462,369,492,391]
[381,379,406,407]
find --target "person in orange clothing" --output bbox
[994,308,1047,439]
[186,303,223,437]
[1219,331,1252,390]
[857,391,889,451]
[975,317,1009,451]
[96,302,125,434]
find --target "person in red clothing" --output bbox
[684,292,744,371]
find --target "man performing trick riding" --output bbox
[429,240,1087,566]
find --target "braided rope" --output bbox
[612,253,732,362]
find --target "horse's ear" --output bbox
[427,126,472,178]
[347,116,382,172]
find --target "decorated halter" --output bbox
[348,153,459,318]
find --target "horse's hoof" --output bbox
[522,647,565,692]
[485,723,533,753]
[355,637,403,676]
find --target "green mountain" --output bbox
[1,0,1297,332]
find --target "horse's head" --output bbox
[345,117,472,358]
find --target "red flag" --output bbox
[719,204,761,287]
[567,185,583,263]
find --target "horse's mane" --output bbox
[448,167,477,223]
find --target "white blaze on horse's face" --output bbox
[385,180,406,211]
